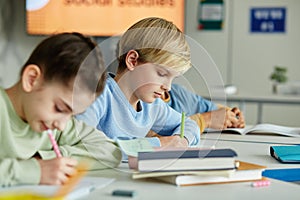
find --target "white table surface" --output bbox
[201,133,300,169]
[80,164,300,200]
[76,133,300,200]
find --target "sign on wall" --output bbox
[26,0,185,36]
[250,7,286,33]
[198,0,224,30]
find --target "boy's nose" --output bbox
[162,79,172,91]
[53,115,71,131]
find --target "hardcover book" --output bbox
[270,145,300,163]
[138,148,237,172]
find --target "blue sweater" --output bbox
[76,75,200,146]
[168,84,218,116]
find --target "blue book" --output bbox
[270,145,300,163]
[263,168,300,182]
[260,146,300,182]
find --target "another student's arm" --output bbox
[190,107,245,130]
[189,113,206,133]
[230,107,246,128]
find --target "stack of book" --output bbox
[133,148,266,186]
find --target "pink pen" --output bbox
[47,129,62,158]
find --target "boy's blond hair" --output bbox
[117,17,191,73]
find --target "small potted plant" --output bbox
[270,66,288,94]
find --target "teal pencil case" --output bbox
[270,145,300,163]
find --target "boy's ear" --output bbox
[22,64,42,92]
[125,50,139,71]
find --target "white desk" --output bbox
[77,134,300,200]
[83,165,299,200]
[201,133,300,169]
[205,93,300,123]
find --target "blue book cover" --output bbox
[263,168,300,182]
[270,145,300,163]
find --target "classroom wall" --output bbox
[0,1,45,87]
[0,0,299,126]
[183,0,300,126]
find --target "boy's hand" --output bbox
[128,156,138,170]
[37,157,78,185]
[202,108,229,129]
[230,107,245,128]
[203,107,245,130]
[159,135,188,148]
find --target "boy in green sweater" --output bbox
[0,32,121,186]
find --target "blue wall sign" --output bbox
[250,7,286,33]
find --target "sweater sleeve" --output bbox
[0,158,41,186]
[178,116,200,146]
[39,118,122,170]
[151,100,200,146]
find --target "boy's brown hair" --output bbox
[21,32,106,95]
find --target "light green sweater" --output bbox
[0,87,122,186]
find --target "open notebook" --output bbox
[0,177,115,200]
[205,123,300,137]
[0,163,114,200]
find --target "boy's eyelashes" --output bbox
[54,104,70,114]
[55,105,64,113]
[54,99,73,114]
[157,71,167,77]
[157,68,169,77]
[156,65,179,78]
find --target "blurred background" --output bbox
[0,0,299,126]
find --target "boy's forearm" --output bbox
[189,113,207,133]
[67,141,122,170]
[66,119,122,169]
[0,158,41,186]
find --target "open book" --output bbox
[0,163,114,200]
[0,177,115,200]
[205,123,300,137]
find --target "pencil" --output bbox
[180,112,185,138]
[47,129,62,158]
